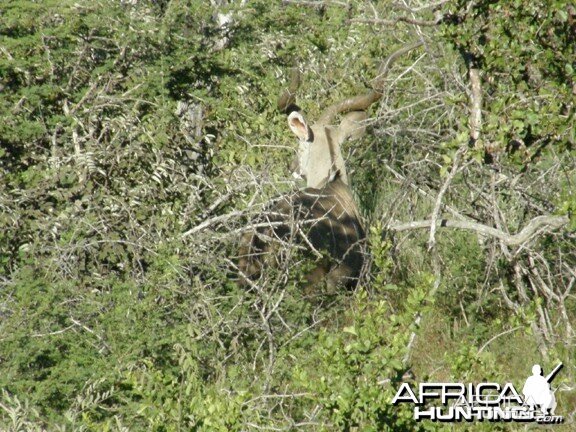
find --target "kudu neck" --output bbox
[305,123,348,189]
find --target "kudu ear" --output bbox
[288,111,313,142]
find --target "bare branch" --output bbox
[281,0,348,7]
[477,326,522,355]
[428,147,467,250]
[32,325,75,338]
[69,317,110,353]
[468,67,482,143]
[390,215,569,247]
[350,17,441,27]
[383,161,468,221]
[182,210,245,237]
[0,44,14,60]
[392,0,450,12]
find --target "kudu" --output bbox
[238,43,422,290]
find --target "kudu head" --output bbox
[278,41,423,189]
[285,106,367,189]
[239,43,422,290]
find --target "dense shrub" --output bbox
[1,0,574,430]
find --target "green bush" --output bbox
[1,0,574,430]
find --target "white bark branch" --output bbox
[390,215,569,246]
[468,67,482,143]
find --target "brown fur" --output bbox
[238,175,365,289]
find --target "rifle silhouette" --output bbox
[545,363,563,384]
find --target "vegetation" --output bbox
[0,0,574,430]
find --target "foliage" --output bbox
[442,0,575,160]
[0,0,574,430]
